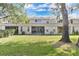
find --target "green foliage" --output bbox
[72,31,79,35]
[0,3,28,24]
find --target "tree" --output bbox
[59,3,71,43]
[0,3,28,24]
[51,3,71,43]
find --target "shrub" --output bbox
[75,31,79,35]
[4,29,16,36]
[0,29,16,38]
[72,31,79,35]
[0,30,4,38]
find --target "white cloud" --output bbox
[49,3,58,8]
[68,13,79,19]
[25,3,50,10]
[37,4,48,8]
[24,3,32,8]
[36,8,47,11]
[25,3,37,10]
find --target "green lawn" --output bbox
[0,35,79,56]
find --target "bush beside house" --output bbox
[0,29,16,38]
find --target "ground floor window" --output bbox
[57,27,63,34]
[31,26,45,35]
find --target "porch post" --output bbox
[18,26,22,34]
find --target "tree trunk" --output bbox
[76,38,79,47]
[59,3,71,43]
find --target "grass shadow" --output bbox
[52,41,66,48]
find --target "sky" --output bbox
[25,3,55,16]
[25,3,79,17]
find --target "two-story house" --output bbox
[0,15,79,35]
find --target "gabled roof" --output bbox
[27,16,57,20]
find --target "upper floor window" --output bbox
[70,19,73,24]
[35,19,37,22]
[47,21,49,24]
[57,20,63,23]
[46,29,48,32]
